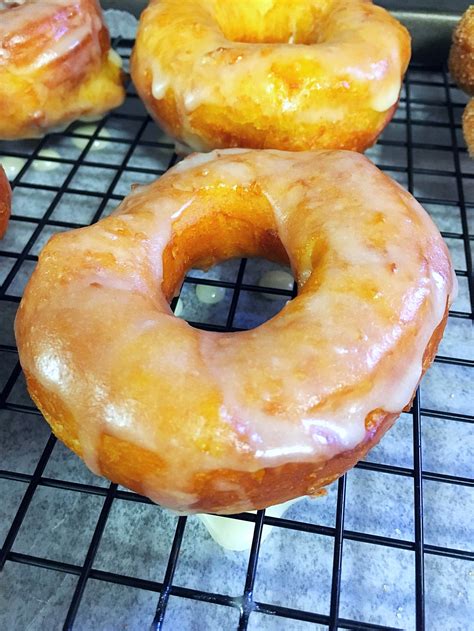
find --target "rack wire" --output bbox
[0,40,473,631]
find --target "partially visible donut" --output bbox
[131,0,411,152]
[449,6,474,95]
[0,165,11,238]
[463,98,474,156]
[15,149,456,515]
[0,0,125,139]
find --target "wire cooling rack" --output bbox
[0,41,473,631]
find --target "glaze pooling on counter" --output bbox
[131,0,411,152]
[15,149,456,514]
[199,497,300,551]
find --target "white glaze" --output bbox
[198,497,300,551]
[173,148,248,173]
[72,125,111,151]
[196,284,226,304]
[151,62,170,100]
[79,115,105,123]
[258,269,294,301]
[371,81,402,113]
[174,297,184,317]
[33,148,61,171]
[1,156,25,179]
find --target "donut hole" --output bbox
[159,185,302,330]
[161,212,290,304]
[175,255,297,331]
[213,0,329,45]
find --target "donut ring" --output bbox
[0,165,11,237]
[15,150,455,514]
[131,0,411,152]
[0,0,125,139]
[449,6,474,96]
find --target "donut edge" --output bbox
[21,301,449,515]
[0,166,11,238]
[448,6,474,96]
[463,99,474,158]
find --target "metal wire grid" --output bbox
[0,41,472,631]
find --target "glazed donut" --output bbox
[131,0,411,153]
[463,98,474,157]
[0,0,125,139]
[449,6,474,96]
[0,165,11,237]
[449,6,474,156]
[15,149,455,515]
